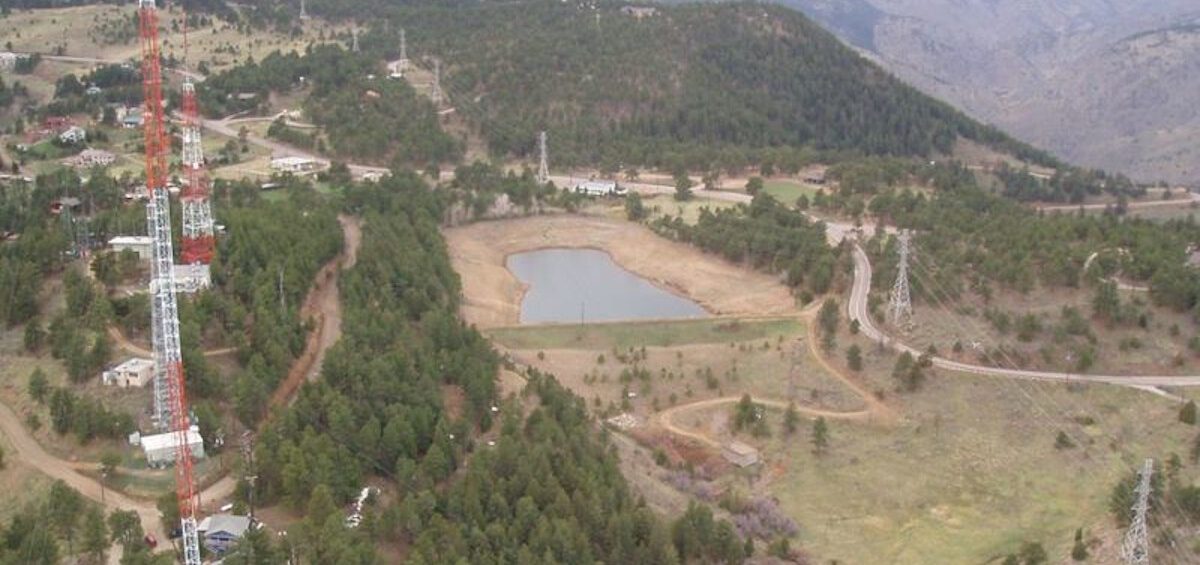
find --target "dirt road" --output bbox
[654,395,874,448]
[108,326,235,359]
[268,215,361,408]
[0,402,166,561]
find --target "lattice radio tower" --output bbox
[1120,458,1154,565]
[888,230,914,331]
[180,13,215,266]
[138,2,202,564]
[351,28,360,53]
[299,0,308,19]
[431,59,444,108]
[537,131,549,184]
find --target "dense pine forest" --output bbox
[183,0,1056,172]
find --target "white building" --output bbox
[58,126,87,144]
[574,180,626,197]
[198,514,252,555]
[102,358,154,388]
[141,426,205,468]
[270,156,322,174]
[109,236,154,260]
[173,263,212,294]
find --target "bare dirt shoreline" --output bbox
[445,214,798,328]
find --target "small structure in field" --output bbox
[109,236,154,260]
[801,165,828,185]
[722,441,760,468]
[141,426,206,468]
[102,358,154,388]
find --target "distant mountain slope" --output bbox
[781,0,1200,183]
[373,1,1052,168]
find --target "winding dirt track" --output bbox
[269,215,361,407]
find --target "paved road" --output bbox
[846,244,1200,394]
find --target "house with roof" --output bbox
[58,126,87,145]
[197,514,252,554]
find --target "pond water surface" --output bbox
[507,248,708,324]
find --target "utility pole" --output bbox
[537,131,549,184]
[398,28,408,73]
[888,230,914,331]
[240,431,258,520]
[278,267,286,317]
[431,59,444,108]
[788,339,804,402]
[1120,458,1154,565]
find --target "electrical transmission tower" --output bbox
[179,17,215,267]
[888,230,914,331]
[431,59,444,108]
[536,131,549,184]
[138,2,201,564]
[1120,458,1154,565]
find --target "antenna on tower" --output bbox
[537,131,549,184]
[299,0,308,19]
[888,230,914,331]
[1120,458,1154,565]
[351,28,360,53]
[431,59,444,108]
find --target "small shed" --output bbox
[141,426,205,468]
[102,358,154,388]
[722,441,760,468]
[109,236,154,260]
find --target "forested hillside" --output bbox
[383,1,1055,169]
[190,0,1054,171]
[241,176,747,563]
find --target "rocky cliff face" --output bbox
[785,0,1200,183]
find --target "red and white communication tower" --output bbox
[179,18,215,266]
[137,2,202,564]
